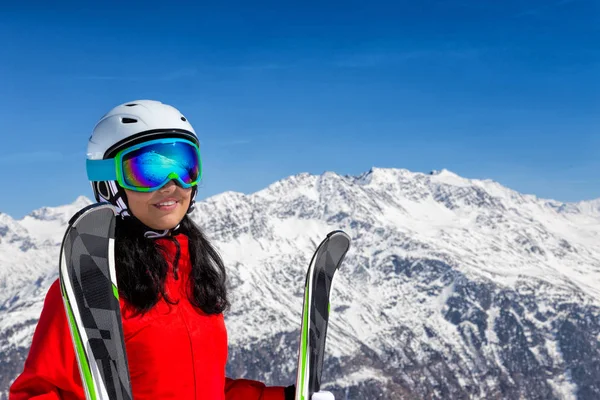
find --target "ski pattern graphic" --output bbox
[295,230,351,400]
[59,202,132,400]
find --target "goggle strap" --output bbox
[87,158,118,181]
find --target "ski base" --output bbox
[295,230,351,400]
[59,203,133,400]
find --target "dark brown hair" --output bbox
[114,215,230,315]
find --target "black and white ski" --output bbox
[58,202,133,400]
[295,230,351,400]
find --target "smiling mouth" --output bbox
[156,200,177,206]
[154,199,179,210]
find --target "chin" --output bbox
[160,219,183,231]
[149,215,186,231]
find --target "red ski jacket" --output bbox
[9,233,287,400]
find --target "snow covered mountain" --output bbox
[1,167,599,399]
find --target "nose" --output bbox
[159,180,177,192]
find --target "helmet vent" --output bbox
[97,181,111,199]
[125,103,138,107]
[181,116,187,122]
[122,117,138,124]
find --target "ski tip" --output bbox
[67,202,117,226]
[323,231,351,256]
[326,230,349,239]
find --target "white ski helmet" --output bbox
[86,100,200,221]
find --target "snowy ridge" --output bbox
[1,167,600,399]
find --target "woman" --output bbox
[9,100,333,400]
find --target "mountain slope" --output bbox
[1,168,599,399]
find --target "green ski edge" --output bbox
[61,280,97,400]
[299,286,310,400]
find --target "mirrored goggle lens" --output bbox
[121,141,200,189]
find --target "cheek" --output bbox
[124,190,152,213]
[175,190,193,216]
[181,189,193,205]
[129,198,146,214]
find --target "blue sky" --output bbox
[0,1,598,218]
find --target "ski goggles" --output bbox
[86,138,202,192]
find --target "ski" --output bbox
[295,230,351,400]
[58,202,133,400]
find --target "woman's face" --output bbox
[125,180,192,230]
